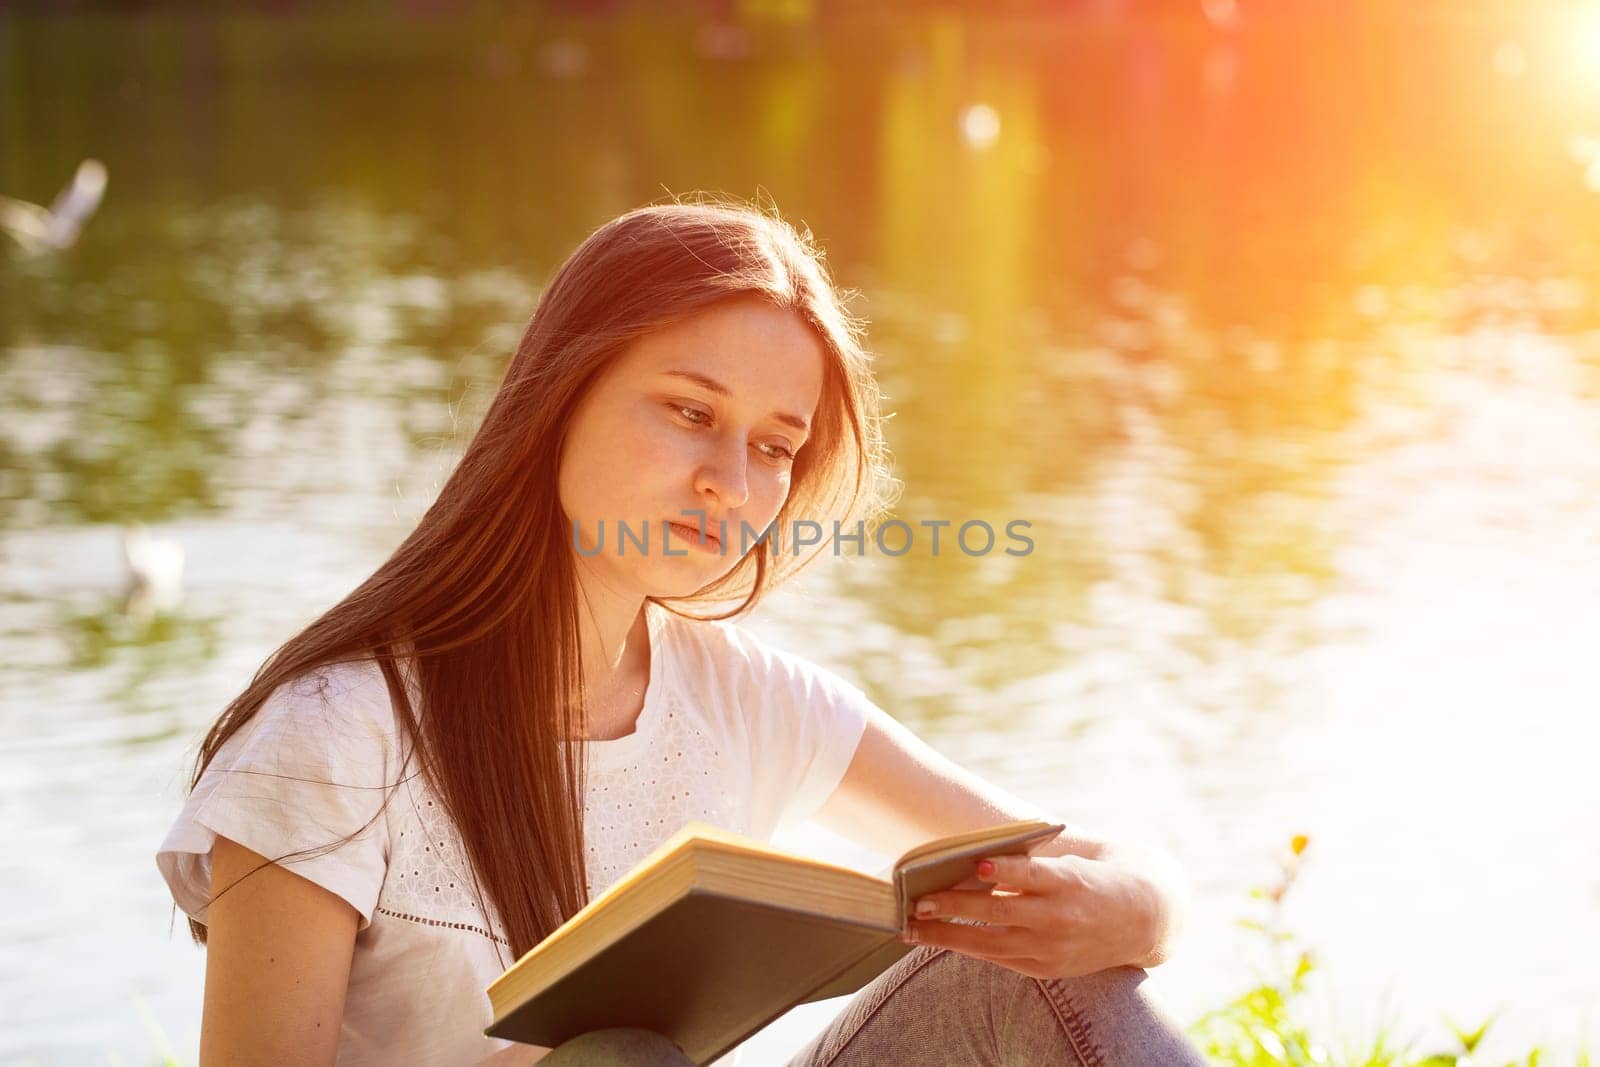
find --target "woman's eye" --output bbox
[671,403,794,462]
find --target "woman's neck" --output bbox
[571,586,652,739]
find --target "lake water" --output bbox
[3,6,1598,1063]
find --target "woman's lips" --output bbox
[667,521,721,552]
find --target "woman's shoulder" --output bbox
[234,657,415,766]
[271,656,408,708]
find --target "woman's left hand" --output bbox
[899,851,1162,980]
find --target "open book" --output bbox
[484,818,1064,1065]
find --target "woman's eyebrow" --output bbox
[660,368,811,433]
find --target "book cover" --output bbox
[484,819,1063,1064]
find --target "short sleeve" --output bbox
[716,622,872,840]
[155,661,406,931]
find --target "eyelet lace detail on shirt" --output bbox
[374,906,511,947]
[373,690,743,943]
[383,769,491,917]
[581,691,744,893]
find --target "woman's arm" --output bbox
[811,704,1189,972]
[199,835,361,1066]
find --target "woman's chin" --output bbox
[637,554,736,597]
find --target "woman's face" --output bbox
[558,295,826,598]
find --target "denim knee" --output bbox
[933,950,1204,1066]
[539,1026,696,1066]
[1036,963,1207,1067]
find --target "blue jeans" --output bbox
[542,945,1208,1065]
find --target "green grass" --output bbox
[1187,834,1593,1067]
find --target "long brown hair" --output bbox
[185,196,896,960]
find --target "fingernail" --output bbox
[977,860,996,878]
[914,899,936,917]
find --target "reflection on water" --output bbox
[3,5,1599,1063]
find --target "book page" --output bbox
[892,819,1061,869]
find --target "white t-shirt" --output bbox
[156,601,872,1065]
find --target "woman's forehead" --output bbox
[623,301,826,413]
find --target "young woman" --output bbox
[156,199,1207,1066]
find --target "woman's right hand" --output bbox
[199,835,360,1066]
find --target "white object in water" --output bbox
[121,523,184,620]
[0,159,108,254]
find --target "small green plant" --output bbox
[1188,834,1592,1067]
[1188,832,1332,1066]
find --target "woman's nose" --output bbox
[694,438,750,509]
